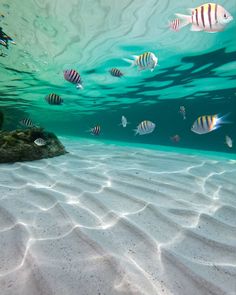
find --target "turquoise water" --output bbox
[0,0,236,154]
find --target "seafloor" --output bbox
[0,138,236,295]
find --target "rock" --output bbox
[0,128,68,163]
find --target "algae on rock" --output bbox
[0,128,67,163]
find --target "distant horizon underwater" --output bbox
[1,1,236,295]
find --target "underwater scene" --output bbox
[0,0,236,294]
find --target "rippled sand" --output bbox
[0,138,236,295]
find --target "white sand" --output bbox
[0,138,236,295]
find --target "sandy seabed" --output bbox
[0,138,236,295]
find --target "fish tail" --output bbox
[133,128,138,136]
[217,113,232,125]
[123,57,136,67]
[76,83,83,89]
[174,13,192,29]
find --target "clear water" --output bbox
[0,0,236,154]
[1,2,236,295]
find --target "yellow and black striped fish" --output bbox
[135,52,158,71]
[109,68,123,77]
[191,114,230,134]
[124,52,158,71]
[175,3,233,32]
[45,93,63,105]
[134,120,156,135]
[19,117,35,128]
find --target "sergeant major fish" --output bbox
[19,118,35,128]
[191,114,230,134]
[134,120,155,135]
[169,18,181,31]
[109,68,123,78]
[90,125,101,136]
[124,52,158,72]
[45,93,63,105]
[173,3,233,33]
[64,69,83,89]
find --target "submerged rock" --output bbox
[0,111,3,129]
[0,128,68,163]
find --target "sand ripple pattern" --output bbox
[0,139,236,295]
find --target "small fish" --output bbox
[191,114,230,135]
[19,118,35,128]
[170,134,181,143]
[34,138,46,146]
[174,3,233,33]
[179,106,186,120]
[64,69,83,89]
[45,93,63,105]
[0,39,7,47]
[109,68,123,77]
[124,52,158,72]
[169,18,181,31]
[225,135,233,148]
[119,115,129,128]
[134,120,155,135]
[90,125,101,136]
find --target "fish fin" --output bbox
[217,113,232,125]
[207,30,218,34]
[212,125,221,131]
[175,13,191,28]
[123,58,135,67]
[150,68,154,72]
[133,129,139,136]
[76,83,83,89]
[190,24,203,31]
[131,55,139,60]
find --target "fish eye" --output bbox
[224,13,227,18]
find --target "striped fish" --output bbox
[174,3,233,32]
[45,93,63,105]
[34,138,46,146]
[64,69,83,89]
[19,118,35,128]
[124,52,158,72]
[134,120,155,135]
[169,18,181,31]
[191,114,230,134]
[109,68,123,77]
[90,125,101,136]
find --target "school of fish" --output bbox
[11,2,233,150]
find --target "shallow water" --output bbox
[0,1,236,295]
[0,0,236,153]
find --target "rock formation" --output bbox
[0,128,67,163]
